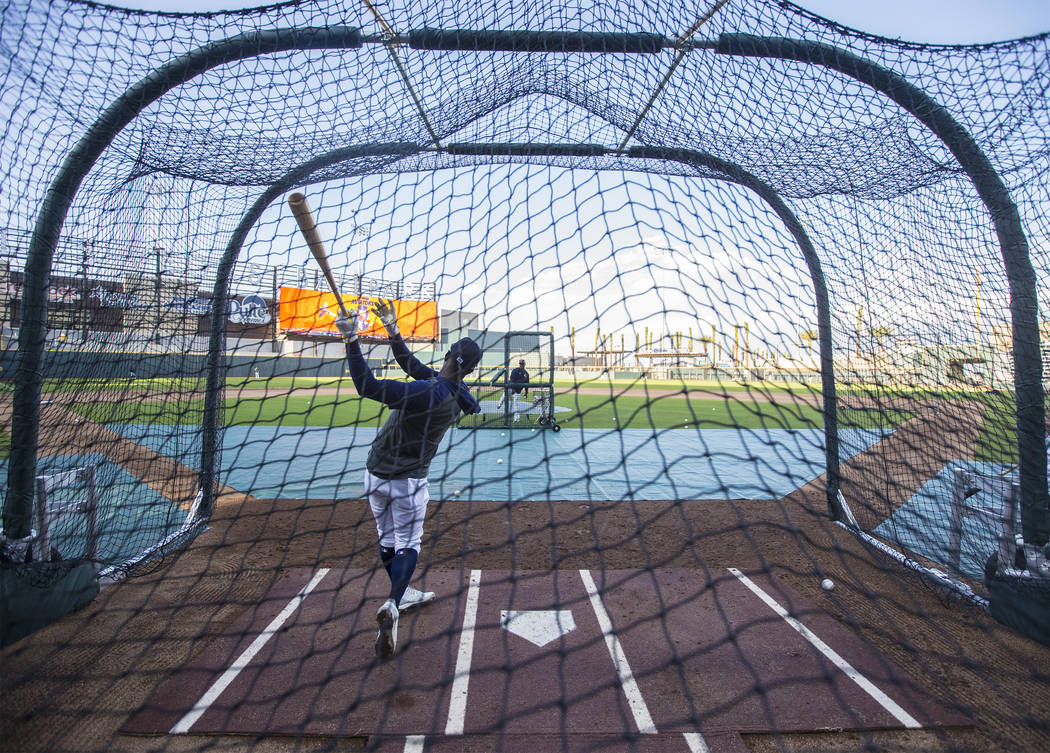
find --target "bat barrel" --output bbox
[287,192,351,319]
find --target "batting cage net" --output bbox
[1,0,1049,751]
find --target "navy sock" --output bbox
[387,547,419,605]
[379,545,396,576]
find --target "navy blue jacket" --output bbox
[509,366,530,395]
[346,336,480,479]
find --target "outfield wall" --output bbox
[0,348,1014,389]
[0,348,383,381]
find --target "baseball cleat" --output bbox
[375,598,398,660]
[399,585,436,611]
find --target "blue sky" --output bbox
[798,0,1048,43]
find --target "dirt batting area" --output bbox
[2,394,1049,753]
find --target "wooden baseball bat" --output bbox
[287,192,351,319]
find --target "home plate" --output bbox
[501,610,577,647]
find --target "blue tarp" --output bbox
[111,424,890,502]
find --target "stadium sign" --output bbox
[5,281,82,304]
[227,294,271,325]
[165,293,271,324]
[91,285,143,309]
[278,286,437,341]
[9,280,271,326]
[165,296,213,316]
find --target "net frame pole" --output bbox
[363,0,442,146]
[500,330,556,429]
[545,329,556,426]
[627,145,841,518]
[616,0,731,152]
[205,140,839,514]
[5,26,671,539]
[407,29,667,54]
[198,137,836,505]
[442,144,836,503]
[5,27,864,535]
[200,143,421,517]
[715,33,1048,545]
[504,335,512,423]
[3,26,365,538]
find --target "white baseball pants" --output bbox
[365,470,429,551]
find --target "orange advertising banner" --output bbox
[278,286,438,341]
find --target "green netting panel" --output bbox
[1,0,1049,752]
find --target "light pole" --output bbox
[744,322,750,369]
[856,306,863,359]
[349,218,372,296]
[81,240,91,343]
[154,243,164,336]
[974,270,981,346]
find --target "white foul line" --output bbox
[579,569,658,735]
[170,568,330,734]
[445,569,482,735]
[683,731,710,753]
[727,568,921,729]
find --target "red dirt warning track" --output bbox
[124,568,967,751]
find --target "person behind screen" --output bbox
[497,359,530,422]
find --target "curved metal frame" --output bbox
[3,26,364,537]
[627,145,840,517]
[198,143,421,517]
[5,27,1039,549]
[715,32,1047,545]
[200,142,840,518]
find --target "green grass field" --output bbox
[40,374,824,395]
[38,374,1005,400]
[38,377,204,394]
[63,389,915,432]
[975,391,1023,463]
[37,373,1029,462]
[45,375,1025,458]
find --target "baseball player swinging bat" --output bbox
[285,192,474,660]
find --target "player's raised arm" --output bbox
[338,315,431,410]
[372,298,436,380]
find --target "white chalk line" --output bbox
[683,731,710,752]
[444,568,482,735]
[728,568,920,729]
[403,734,426,752]
[170,568,331,734]
[579,568,659,735]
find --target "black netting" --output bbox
[2,1,1049,751]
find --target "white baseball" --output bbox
[821,578,834,591]
[497,458,503,464]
